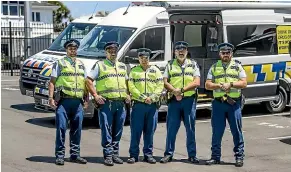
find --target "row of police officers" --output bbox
[48,39,247,167]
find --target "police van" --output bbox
[19,15,104,102]
[34,2,291,118]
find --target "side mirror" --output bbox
[52,39,55,43]
[124,49,139,64]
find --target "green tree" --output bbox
[48,1,74,32]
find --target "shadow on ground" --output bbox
[26,156,237,166]
[10,103,51,113]
[25,116,100,130]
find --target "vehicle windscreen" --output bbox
[47,22,96,52]
[77,25,137,58]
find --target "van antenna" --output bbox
[89,3,98,20]
[123,3,131,15]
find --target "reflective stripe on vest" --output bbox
[212,60,241,98]
[55,57,85,98]
[128,65,163,102]
[95,60,127,99]
[168,59,196,97]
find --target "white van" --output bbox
[19,15,104,99]
[34,2,291,118]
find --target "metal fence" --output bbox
[1,21,63,76]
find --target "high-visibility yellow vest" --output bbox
[128,65,164,102]
[95,59,127,99]
[168,59,197,97]
[212,60,241,98]
[55,57,85,98]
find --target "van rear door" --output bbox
[166,2,224,101]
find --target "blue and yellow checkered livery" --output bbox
[39,66,52,77]
[243,61,291,83]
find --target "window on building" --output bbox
[2,4,8,15]
[35,12,40,21]
[128,27,165,61]
[32,12,40,22]
[32,12,34,21]
[1,1,25,16]
[227,25,278,57]
[9,5,17,16]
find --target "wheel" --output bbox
[264,86,288,113]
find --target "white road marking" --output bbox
[196,112,289,124]
[2,88,20,91]
[1,80,18,82]
[267,136,291,140]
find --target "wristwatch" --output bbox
[181,88,185,93]
[230,82,234,87]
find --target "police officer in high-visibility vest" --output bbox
[126,48,164,164]
[205,43,247,167]
[49,39,88,165]
[85,41,131,166]
[160,41,200,164]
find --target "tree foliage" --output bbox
[48,1,74,32]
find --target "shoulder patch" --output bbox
[234,59,241,64]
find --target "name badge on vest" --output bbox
[118,65,126,70]
[78,65,85,70]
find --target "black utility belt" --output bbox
[104,97,125,101]
[61,94,79,99]
[214,97,241,105]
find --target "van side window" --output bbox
[227,25,278,57]
[128,27,165,61]
[184,25,203,47]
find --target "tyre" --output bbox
[264,86,288,113]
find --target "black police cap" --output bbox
[63,39,80,49]
[137,48,151,57]
[104,41,120,50]
[175,41,188,50]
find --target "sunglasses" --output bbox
[220,51,231,55]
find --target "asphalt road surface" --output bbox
[2,76,291,172]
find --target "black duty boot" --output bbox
[144,156,156,164]
[160,155,173,163]
[104,157,114,166]
[127,157,138,164]
[112,156,123,164]
[235,159,244,167]
[70,157,87,164]
[55,158,64,165]
[188,157,200,164]
[206,159,221,165]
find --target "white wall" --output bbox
[31,8,53,24]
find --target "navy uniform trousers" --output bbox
[129,102,158,159]
[98,100,126,158]
[211,99,245,161]
[164,95,197,158]
[55,98,84,159]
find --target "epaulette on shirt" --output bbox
[234,59,241,64]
